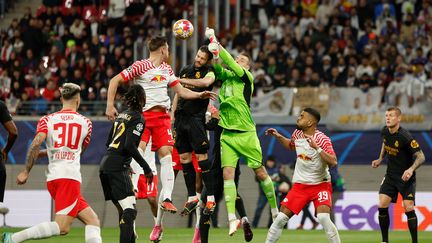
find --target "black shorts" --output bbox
[100,170,135,201]
[379,175,416,203]
[174,115,209,154]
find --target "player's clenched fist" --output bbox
[205,27,216,42]
[208,42,220,59]
[371,159,381,168]
[16,171,29,185]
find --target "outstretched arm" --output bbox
[171,83,217,100]
[217,45,246,77]
[265,128,295,150]
[180,71,216,88]
[17,132,47,184]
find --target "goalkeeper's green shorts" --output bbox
[220,129,263,169]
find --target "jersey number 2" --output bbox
[109,122,126,149]
[53,123,82,149]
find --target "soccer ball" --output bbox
[173,19,194,39]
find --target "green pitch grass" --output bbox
[3,227,432,242]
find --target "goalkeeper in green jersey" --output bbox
[205,27,278,237]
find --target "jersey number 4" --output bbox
[53,123,82,149]
[109,122,126,149]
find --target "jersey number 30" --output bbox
[53,123,82,149]
[109,122,126,149]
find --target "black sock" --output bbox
[0,168,6,202]
[182,162,196,197]
[235,193,247,219]
[378,207,390,243]
[119,208,137,243]
[199,208,211,243]
[406,210,418,243]
[198,159,214,195]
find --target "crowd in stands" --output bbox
[1,0,432,115]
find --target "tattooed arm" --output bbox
[16,132,47,185]
[402,150,425,182]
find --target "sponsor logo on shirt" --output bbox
[297,153,312,161]
[150,75,166,82]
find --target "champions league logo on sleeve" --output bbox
[136,123,144,132]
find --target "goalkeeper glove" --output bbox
[205,27,218,43]
[208,42,220,59]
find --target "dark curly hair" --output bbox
[124,84,146,111]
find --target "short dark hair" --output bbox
[61,83,81,100]
[125,84,146,111]
[148,36,168,52]
[303,107,321,123]
[199,45,213,61]
[386,106,402,116]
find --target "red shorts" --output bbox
[172,147,202,172]
[47,179,89,217]
[141,111,174,151]
[281,182,333,215]
[136,174,158,199]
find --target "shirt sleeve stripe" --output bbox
[169,79,180,87]
[36,116,49,134]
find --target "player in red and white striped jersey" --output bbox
[2,83,101,243]
[265,108,341,243]
[105,36,215,242]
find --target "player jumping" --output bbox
[105,36,215,242]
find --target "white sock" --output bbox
[153,216,157,224]
[85,225,102,243]
[241,217,249,224]
[271,208,279,220]
[266,212,289,243]
[12,221,60,243]
[317,213,340,243]
[228,213,237,221]
[160,155,175,200]
[195,203,201,228]
[207,195,215,202]
[188,196,197,202]
[155,193,165,226]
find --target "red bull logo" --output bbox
[297,153,312,161]
[151,75,166,82]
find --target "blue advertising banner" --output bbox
[1,122,431,165]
